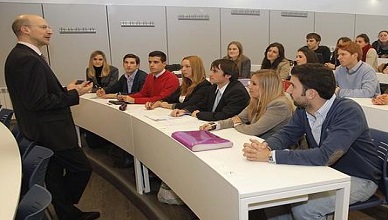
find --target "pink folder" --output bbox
[171,130,233,152]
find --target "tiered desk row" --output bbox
[71,94,351,220]
[0,122,21,220]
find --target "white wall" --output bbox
[1,0,388,87]
[1,0,388,16]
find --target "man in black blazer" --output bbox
[5,15,100,220]
[96,53,147,98]
[172,59,250,121]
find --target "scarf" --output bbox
[361,44,372,62]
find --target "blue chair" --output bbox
[16,184,52,220]
[348,128,388,211]
[12,124,23,143]
[0,108,13,128]
[19,137,37,161]
[22,146,54,195]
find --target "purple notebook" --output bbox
[171,130,233,152]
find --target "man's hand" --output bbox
[68,80,93,96]
[242,139,271,162]
[117,94,134,103]
[372,94,388,105]
[145,101,161,110]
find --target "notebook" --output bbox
[171,130,233,152]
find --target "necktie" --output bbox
[40,54,49,66]
[212,89,222,112]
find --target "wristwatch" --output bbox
[208,122,217,131]
[268,151,275,163]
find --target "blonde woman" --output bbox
[223,41,251,78]
[200,69,293,139]
[86,50,118,92]
[146,55,211,110]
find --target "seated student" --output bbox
[96,54,147,98]
[199,69,293,139]
[356,33,379,71]
[304,32,331,64]
[223,41,251,78]
[372,30,388,58]
[145,55,211,110]
[117,51,179,104]
[261,42,291,80]
[334,41,380,98]
[377,62,388,94]
[372,93,388,105]
[243,63,381,220]
[86,50,118,92]
[325,37,352,70]
[171,59,250,121]
[378,62,388,74]
[295,47,319,65]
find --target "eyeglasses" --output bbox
[26,25,52,30]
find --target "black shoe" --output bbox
[77,211,100,220]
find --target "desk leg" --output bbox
[75,126,81,147]
[134,158,144,194]
[239,201,249,220]
[142,164,151,193]
[333,184,350,220]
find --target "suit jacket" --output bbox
[5,43,79,151]
[86,65,119,92]
[163,79,211,109]
[185,80,250,121]
[104,69,147,95]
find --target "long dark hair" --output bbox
[261,42,286,70]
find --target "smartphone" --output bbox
[75,79,85,85]
[109,100,127,105]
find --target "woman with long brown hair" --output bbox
[146,55,211,110]
[223,41,251,78]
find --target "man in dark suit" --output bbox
[5,14,100,220]
[171,59,250,121]
[96,53,147,98]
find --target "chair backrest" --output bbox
[22,146,54,190]
[16,184,52,220]
[370,128,388,203]
[18,137,37,161]
[12,124,23,143]
[0,108,13,128]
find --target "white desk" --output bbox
[0,123,21,220]
[130,107,350,220]
[72,95,351,220]
[350,98,388,132]
[377,72,388,84]
[378,58,388,66]
[71,94,134,154]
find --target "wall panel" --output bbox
[0,3,43,87]
[355,14,388,42]
[269,10,314,61]
[166,6,220,70]
[107,5,167,73]
[43,4,109,84]
[314,12,355,51]
[220,8,269,65]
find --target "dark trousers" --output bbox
[45,147,92,220]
